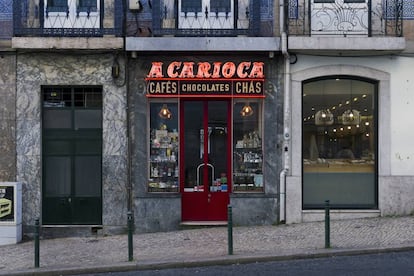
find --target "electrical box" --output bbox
[0,182,22,245]
[129,0,142,11]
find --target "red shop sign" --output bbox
[145,61,265,98]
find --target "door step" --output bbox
[38,225,103,239]
[180,221,227,229]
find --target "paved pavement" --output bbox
[1,216,414,275]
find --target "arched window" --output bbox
[302,77,377,209]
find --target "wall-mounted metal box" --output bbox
[0,182,22,245]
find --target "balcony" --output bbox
[286,0,406,55]
[13,0,124,37]
[150,0,261,37]
[286,0,403,37]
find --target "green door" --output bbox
[42,87,102,225]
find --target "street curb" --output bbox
[3,246,414,276]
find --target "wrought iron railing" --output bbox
[13,0,124,37]
[286,0,403,37]
[151,0,260,36]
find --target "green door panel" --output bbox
[42,87,102,225]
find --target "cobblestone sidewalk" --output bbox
[1,216,414,275]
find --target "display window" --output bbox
[148,101,179,192]
[147,99,264,194]
[232,100,264,192]
[302,77,377,208]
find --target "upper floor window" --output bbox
[313,0,365,3]
[44,0,100,29]
[46,0,98,14]
[178,0,235,29]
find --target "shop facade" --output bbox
[128,53,283,232]
[285,55,414,223]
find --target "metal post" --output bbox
[325,200,330,248]
[34,218,40,268]
[127,211,134,261]
[227,205,233,255]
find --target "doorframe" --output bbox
[179,98,232,221]
[41,86,103,225]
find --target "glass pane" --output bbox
[183,101,203,192]
[75,139,102,155]
[208,101,228,193]
[44,156,71,196]
[43,110,72,129]
[74,87,102,108]
[43,87,72,107]
[74,110,102,129]
[78,0,98,13]
[75,156,101,196]
[50,0,67,6]
[79,0,97,8]
[43,140,71,155]
[182,0,202,13]
[302,78,376,208]
[47,0,68,12]
[148,102,179,192]
[210,0,231,12]
[233,101,263,192]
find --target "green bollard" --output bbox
[127,211,134,261]
[34,218,40,268]
[325,200,330,248]
[228,205,233,255]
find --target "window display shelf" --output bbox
[149,128,179,192]
[233,146,263,192]
[233,184,263,192]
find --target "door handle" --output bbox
[68,197,72,203]
[208,193,211,203]
[196,163,215,188]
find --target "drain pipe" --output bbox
[279,0,291,224]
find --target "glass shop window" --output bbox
[148,102,179,192]
[302,78,377,209]
[233,100,264,193]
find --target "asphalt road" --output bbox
[79,250,414,276]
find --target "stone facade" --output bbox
[16,53,128,230]
[0,54,16,182]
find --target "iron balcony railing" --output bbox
[151,0,261,36]
[286,0,403,37]
[13,0,124,37]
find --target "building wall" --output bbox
[16,53,128,231]
[0,54,16,181]
[286,55,414,223]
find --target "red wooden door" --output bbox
[181,100,231,221]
